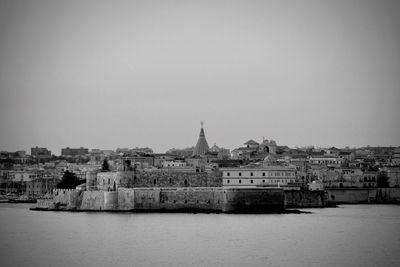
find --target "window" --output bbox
[227,172,230,177]
[153,179,156,185]
[184,179,188,185]
[227,180,230,184]
[250,172,253,176]
[262,180,265,183]
[169,178,172,184]
[239,179,242,184]
[262,172,265,177]
[239,172,242,177]
[251,180,253,184]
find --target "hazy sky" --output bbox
[0,0,399,154]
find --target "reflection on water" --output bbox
[0,204,399,267]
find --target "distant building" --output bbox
[192,122,210,157]
[390,147,400,165]
[166,147,194,158]
[383,166,400,187]
[61,147,89,157]
[26,177,60,197]
[221,166,297,188]
[31,147,51,158]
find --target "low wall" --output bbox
[327,188,400,204]
[284,190,327,208]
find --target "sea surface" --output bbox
[0,204,399,267]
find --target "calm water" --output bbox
[0,204,399,267]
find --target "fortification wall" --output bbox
[53,189,75,204]
[80,191,104,210]
[104,191,118,210]
[222,188,285,213]
[117,188,135,210]
[157,187,223,211]
[86,171,97,191]
[133,170,222,188]
[284,190,327,208]
[372,188,400,202]
[68,190,84,209]
[327,189,372,203]
[133,188,161,210]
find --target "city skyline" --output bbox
[1,0,400,155]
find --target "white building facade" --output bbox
[221,166,297,188]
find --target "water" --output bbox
[0,204,399,267]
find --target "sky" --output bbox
[0,0,399,155]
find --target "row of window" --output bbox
[226,171,295,177]
[160,199,218,204]
[226,179,293,184]
[27,184,51,188]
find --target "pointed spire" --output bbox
[193,122,209,156]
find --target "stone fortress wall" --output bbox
[47,187,288,212]
[95,170,222,191]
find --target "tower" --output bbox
[192,121,210,156]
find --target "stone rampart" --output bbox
[117,188,135,210]
[284,190,327,208]
[80,191,104,210]
[104,191,118,210]
[53,189,75,204]
[68,190,84,209]
[158,187,223,211]
[327,189,371,203]
[326,188,400,204]
[222,188,285,212]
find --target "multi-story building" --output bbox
[390,147,400,165]
[26,177,60,197]
[61,147,89,157]
[383,166,400,187]
[309,156,344,166]
[31,147,51,158]
[221,166,297,188]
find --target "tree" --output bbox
[57,170,85,189]
[377,171,389,188]
[101,159,110,172]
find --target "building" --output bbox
[221,166,297,188]
[61,147,89,157]
[26,177,60,197]
[192,122,209,156]
[383,166,400,187]
[309,156,344,166]
[390,147,400,165]
[31,147,51,158]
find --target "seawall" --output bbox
[284,190,327,208]
[327,188,400,204]
[41,187,286,213]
